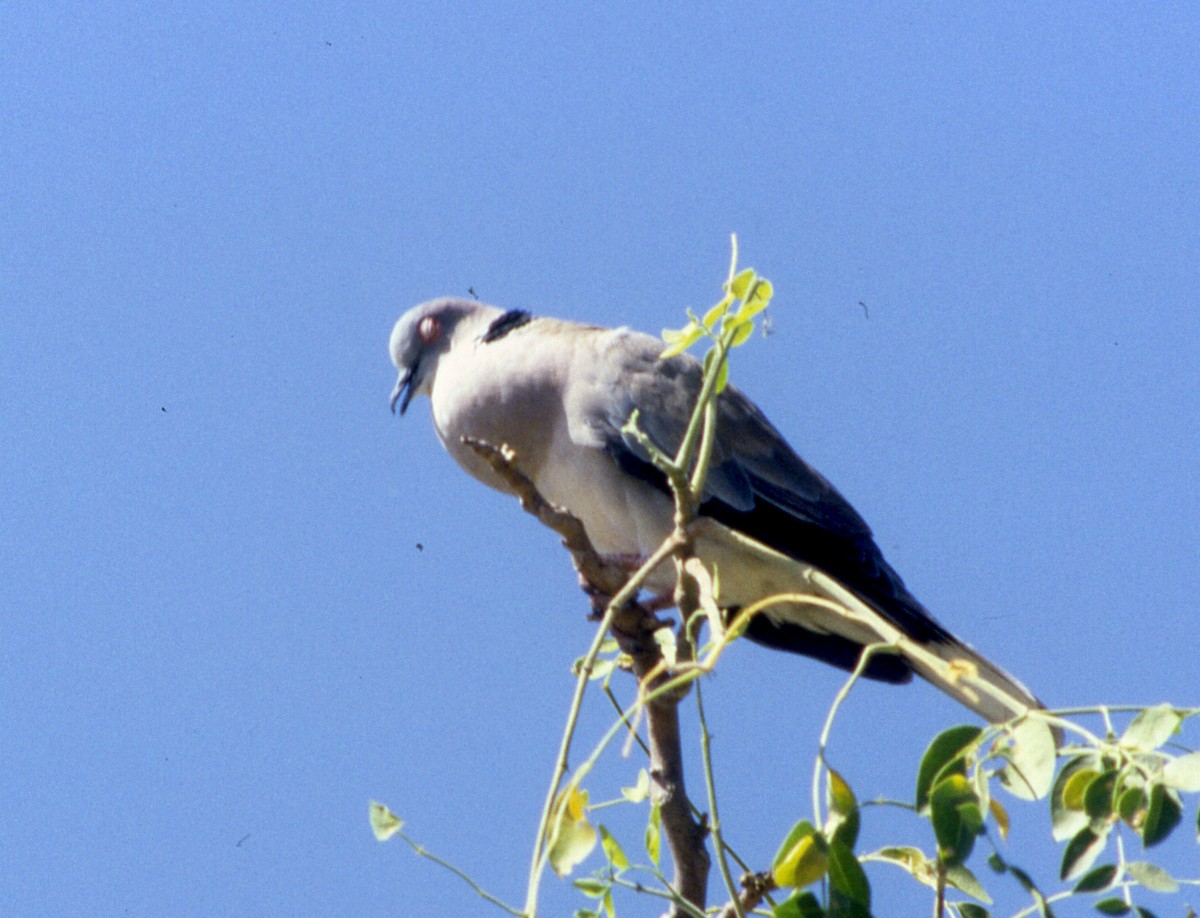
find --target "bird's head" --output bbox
[389,298,496,415]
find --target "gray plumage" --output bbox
[390,296,1045,726]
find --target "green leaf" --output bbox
[827,840,870,910]
[739,278,774,318]
[1083,770,1119,821]
[622,768,651,803]
[1117,785,1148,829]
[1121,704,1182,751]
[598,825,629,873]
[729,268,755,300]
[772,820,829,889]
[988,797,1010,841]
[368,801,404,841]
[826,768,861,850]
[1094,900,1132,915]
[930,774,985,867]
[727,316,755,348]
[573,877,610,897]
[1051,755,1100,841]
[1072,863,1118,893]
[872,845,933,880]
[997,718,1057,801]
[660,322,705,358]
[916,725,983,810]
[955,905,991,918]
[548,787,598,877]
[1126,860,1179,893]
[945,863,993,903]
[645,801,661,867]
[1162,751,1200,792]
[573,910,600,918]
[1059,824,1109,881]
[773,890,826,918]
[702,299,730,329]
[1143,783,1182,847]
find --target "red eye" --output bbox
[418,315,441,346]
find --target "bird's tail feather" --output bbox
[802,569,1047,728]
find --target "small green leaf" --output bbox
[573,910,600,918]
[548,787,598,877]
[1142,783,1182,847]
[826,768,860,850]
[368,801,404,841]
[713,354,729,392]
[872,845,932,877]
[1094,899,1132,915]
[1117,785,1148,829]
[997,717,1057,801]
[645,801,661,867]
[772,820,829,889]
[622,768,651,803]
[1121,704,1182,751]
[660,322,705,358]
[598,825,629,873]
[955,905,991,918]
[573,877,610,897]
[1126,860,1179,893]
[916,725,983,810]
[1072,863,1117,893]
[1162,751,1200,792]
[1059,824,1109,881]
[987,797,1010,841]
[729,268,755,300]
[739,278,774,318]
[1051,755,1100,841]
[728,316,755,348]
[772,890,825,918]
[930,774,985,867]
[945,863,992,903]
[1083,770,1119,820]
[702,299,730,329]
[827,840,870,910]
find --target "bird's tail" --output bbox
[800,567,1051,730]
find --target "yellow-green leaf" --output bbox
[548,787,598,877]
[598,825,630,873]
[369,801,404,842]
[916,725,982,810]
[1163,751,1200,792]
[1061,767,1100,812]
[772,820,828,888]
[826,768,860,850]
[1121,704,1182,751]
[997,717,1057,801]
[645,801,661,867]
[660,323,705,358]
[988,797,1010,841]
[702,299,730,329]
[622,769,651,803]
[729,268,755,300]
[930,774,985,867]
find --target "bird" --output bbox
[389,296,1046,727]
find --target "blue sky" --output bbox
[3,3,1198,916]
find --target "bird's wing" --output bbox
[567,326,952,641]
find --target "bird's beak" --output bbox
[390,366,414,415]
[391,367,415,412]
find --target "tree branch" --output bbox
[462,437,711,916]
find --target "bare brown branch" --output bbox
[462,436,713,916]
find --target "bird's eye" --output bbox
[418,315,441,346]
